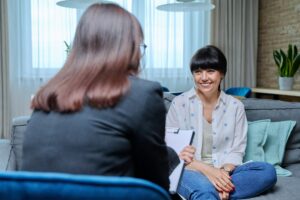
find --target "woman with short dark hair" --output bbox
[167,45,277,199]
[22,3,170,191]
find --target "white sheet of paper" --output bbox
[165,128,194,194]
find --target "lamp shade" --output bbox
[56,0,109,9]
[157,1,215,12]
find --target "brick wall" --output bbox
[257,0,300,90]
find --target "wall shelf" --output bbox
[251,88,300,101]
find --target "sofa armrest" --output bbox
[11,116,30,170]
[12,116,30,127]
[0,116,29,171]
[0,139,16,171]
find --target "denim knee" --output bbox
[178,169,220,200]
[178,179,219,200]
[230,161,277,199]
[262,162,277,188]
[190,189,219,200]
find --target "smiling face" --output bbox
[190,46,227,98]
[193,68,223,96]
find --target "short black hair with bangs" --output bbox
[190,45,227,75]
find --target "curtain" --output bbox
[4,0,212,134]
[0,0,10,138]
[138,0,212,92]
[211,0,258,89]
[7,0,77,121]
[79,0,212,92]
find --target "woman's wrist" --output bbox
[187,160,213,173]
[186,159,200,171]
[186,159,196,169]
[220,164,235,174]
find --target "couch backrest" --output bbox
[163,93,300,167]
[12,95,300,169]
[241,98,300,166]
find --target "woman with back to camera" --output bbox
[167,45,277,199]
[21,3,170,191]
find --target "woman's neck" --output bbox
[197,90,221,123]
[197,90,220,107]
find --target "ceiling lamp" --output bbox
[157,0,215,12]
[56,0,108,9]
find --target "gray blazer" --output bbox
[22,76,170,190]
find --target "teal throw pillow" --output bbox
[264,120,296,176]
[243,119,270,163]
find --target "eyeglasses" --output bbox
[139,44,147,56]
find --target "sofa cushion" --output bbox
[242,98,300,166]
[264,121,296,176]
[243,120,270,162]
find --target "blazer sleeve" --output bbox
[131,82,170,191]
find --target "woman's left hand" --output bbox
[203,166,235,193]
[179,145,195,165]
[187,160,235,193]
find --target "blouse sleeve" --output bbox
[223,103,248,166]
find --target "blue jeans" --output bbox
[178,162,277,200]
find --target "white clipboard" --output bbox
[165,127,194,194]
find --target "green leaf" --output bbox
[273,44,300,77]
[294,45,298,60]
[273,50,281,68]
[288,44,293,62]
[291,54,300,76]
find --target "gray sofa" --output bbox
[242,98,300,200]
[1,96,300,200]
[164,95,300,200]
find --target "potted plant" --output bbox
[273,44,300,90]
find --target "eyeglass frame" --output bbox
[139,44,147,56]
